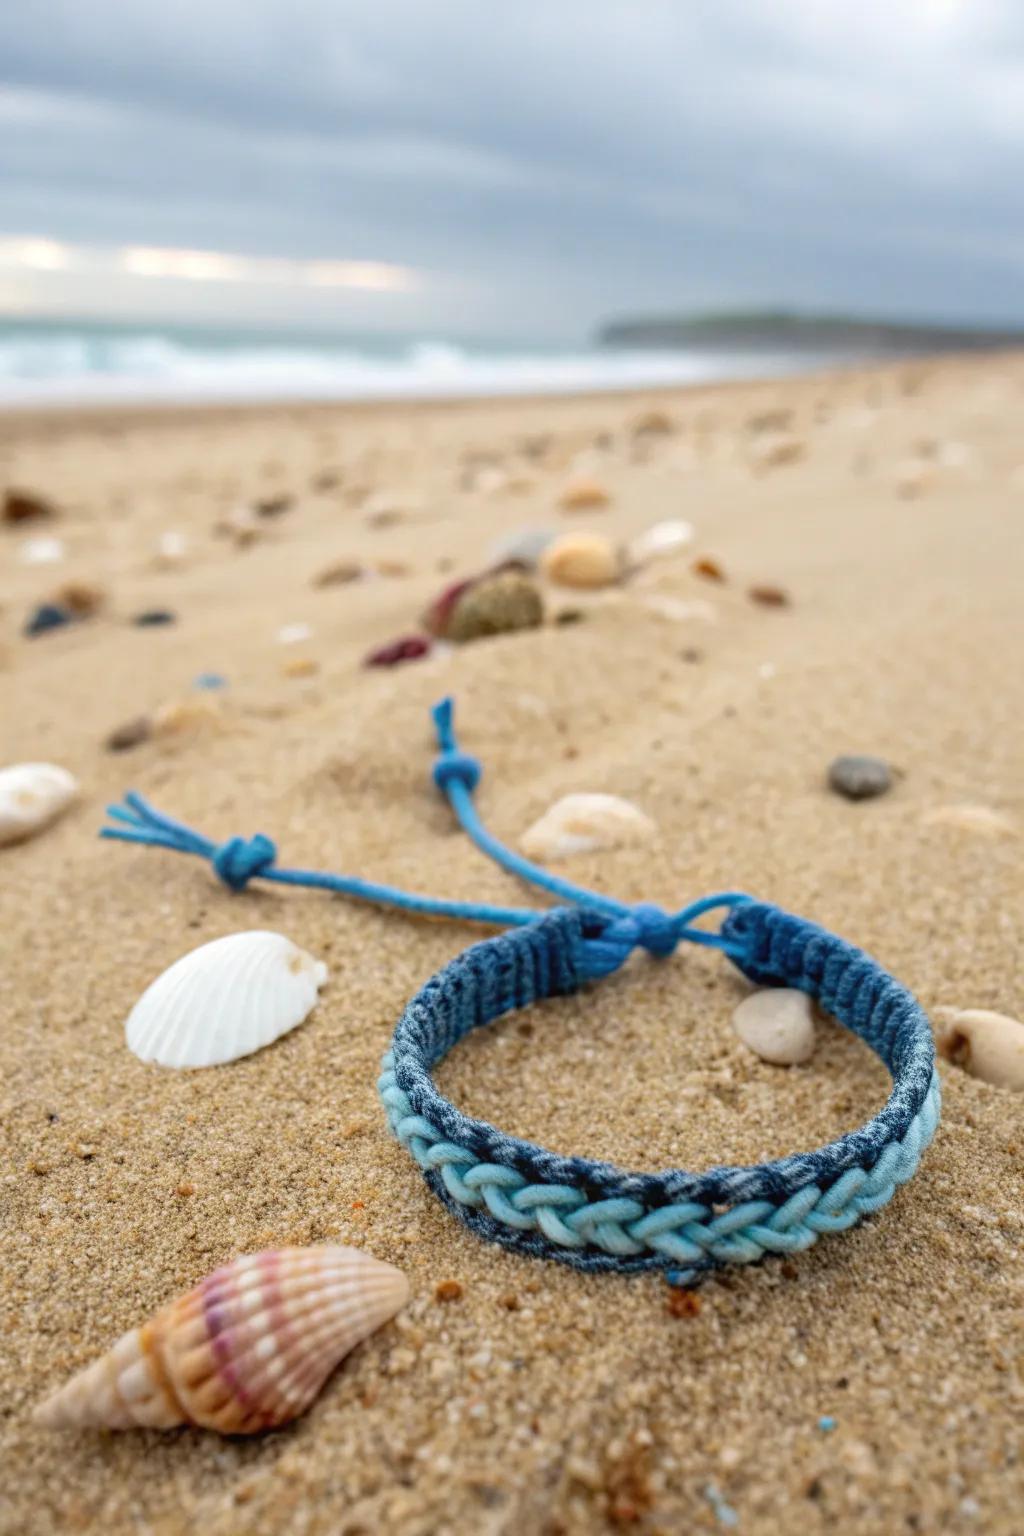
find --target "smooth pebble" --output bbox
[19,536,65,566]
[732,988,816,1065]
[520,792,656,860]
[828,755,892,801]
[487,527,556,568]
[447,570,543,643]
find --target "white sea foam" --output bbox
[0,327,821,408]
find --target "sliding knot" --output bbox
[581,903,681,978]
[629,902,680,958]
[212,833,277,891]
[433,750,482,794]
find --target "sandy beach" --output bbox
[2,354,1022,1534]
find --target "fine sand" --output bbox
[2,355,1022,1535]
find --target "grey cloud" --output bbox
[2,1,1023,337]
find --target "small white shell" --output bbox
[0,763,78,847]
[921,804,1017,837]
[628,519,694,566]
[520,792,656,861]
[732,988,816,1065]
[126,930,328,1069]
[933,1008,1024,1091]
[19,536,66,565]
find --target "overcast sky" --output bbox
[2,1,1023,340]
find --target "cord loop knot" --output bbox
[433,750,482,794]
[212,833,278,891]
[581,903,681,978]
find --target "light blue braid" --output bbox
[379,1057,940,1285]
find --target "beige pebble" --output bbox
[282,657,319,678]
[155,530,187,568]
[152,696,225,738]
[520,792,656,860]
[312,559,364,588]
[921,804,1016,837]
[558,476,611,511]
[750,434,805,469]
[732,988,816,1065]
[540,533,622,589]
[895,459,934,499]
[933,1009,1024,1091]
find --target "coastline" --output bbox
[2,352,1022,1534]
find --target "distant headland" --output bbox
[596,310,1024,356]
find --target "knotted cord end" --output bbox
[431,696,482,795]
[211,833,278,891]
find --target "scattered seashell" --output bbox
[921,804,1016,837]
[631,408,674,437]
[628,520,694,567]
[19,536,65,566]
[520,793,656,860]
[364,493,420,528]
[447,570,543,643]
[487,527,556,569]
[133,609,176,627]
[0,763,79,846]
[750,434,805,469]
[894,460,934,499]
[558,476,611,512]
[34,1244,409,1433]
[933,1008,1024,1091]
[254,494,293,518]
[217,505,261,547]
[747,407,793,434]
[106,716,152,753]
[540,533,622,589]
[364,634,432,668]
[732,988,816,1065]
[283,656,319,678]
[24,602,74,638]
[55,581,105,618]
[747,584,790,608]
[638,595,717,624]
[155,530,187,568]
[313,559,364,588]
[692,556,726,583]
[828,755,892,802]
[277,622,313,646]
[3,488,57,525]
[126,930,328,1069]
[152,694,225,738]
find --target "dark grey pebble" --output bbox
[828,754,892,801]
[133,609,177,627]
[25,602,73,637]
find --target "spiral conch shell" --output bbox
[34,1246,409,1434]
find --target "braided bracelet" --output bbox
[104,698,940,1286]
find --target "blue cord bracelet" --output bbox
[103,696,940,1286]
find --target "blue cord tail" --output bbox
[101,698,751,971]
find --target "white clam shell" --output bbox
[0,762,78,847]
[126,930,328,1069]
[732,988,816,1065]
[520,792,656,861]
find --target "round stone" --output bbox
[827,754,892,801]
[732,988,816,1066]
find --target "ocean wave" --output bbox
[0,329,813,407]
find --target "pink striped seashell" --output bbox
[33,1245,409,1434]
